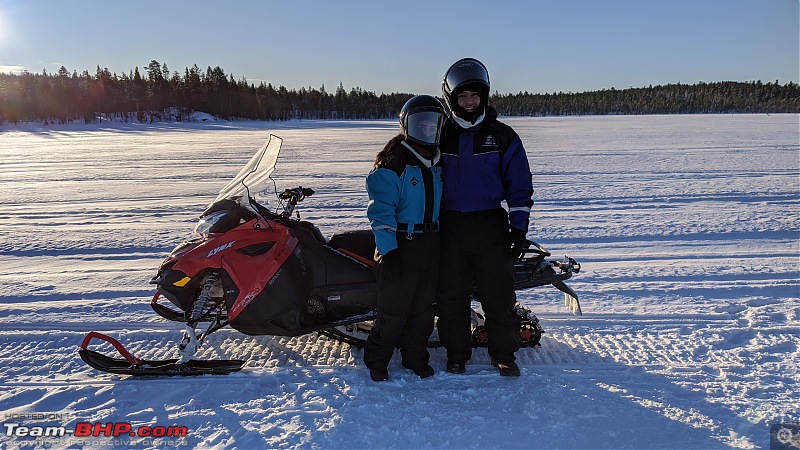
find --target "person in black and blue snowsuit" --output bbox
[364,95,446,382]
[436,58,534,377]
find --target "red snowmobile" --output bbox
[79,135,581,376]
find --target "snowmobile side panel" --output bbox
[224,231,300,321]
[315,283,378,321]
[289,223,375,286]
[328,230,376,264]
[225,238,313,334]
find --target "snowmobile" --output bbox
[79,135,581,376]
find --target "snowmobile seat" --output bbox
[297,220,328,244]
[328,230,376,263]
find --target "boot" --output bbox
[369,367,389,382]
[403,363,434,379]
[446,360,466,374]
[491,358,520,377]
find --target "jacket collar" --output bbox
[451,105,497,130]
[401,140,440,168]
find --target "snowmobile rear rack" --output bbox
[513,240,583,315]
[78,332,244,376]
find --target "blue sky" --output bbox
[0,0,797,95]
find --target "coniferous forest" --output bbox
[1,60,798,125]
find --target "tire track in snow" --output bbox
[4,317,791,383]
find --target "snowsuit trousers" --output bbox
[364,231,440,370]
[436,209,520,364]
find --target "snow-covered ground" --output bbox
[0,114,797,449]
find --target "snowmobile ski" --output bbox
[78,332,244,376]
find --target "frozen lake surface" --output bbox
[0,114,797,449]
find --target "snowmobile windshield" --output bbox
[215,135,282,203]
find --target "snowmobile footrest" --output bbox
[79,332,244,376]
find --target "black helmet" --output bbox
[399,95,446,148]
[442,58,490,121]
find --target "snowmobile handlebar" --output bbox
[279,187,314,202]
[278,186,315,218]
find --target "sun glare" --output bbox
[0,7,22,74]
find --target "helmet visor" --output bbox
[444,59,489,94]
[406,111,445,146]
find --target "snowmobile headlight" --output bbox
[193,210,228,237]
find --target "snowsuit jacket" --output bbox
[366,140,443,256]
[439,106,533,231]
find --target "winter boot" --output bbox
[403,363,435,379]
[446,360,466,374]
[491,358,520,377]
[369,367,389,382]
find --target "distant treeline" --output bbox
[1,60,798,125]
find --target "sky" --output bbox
[0,0,797,96]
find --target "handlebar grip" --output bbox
[279,187,314,200]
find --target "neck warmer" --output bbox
[452,110,485,129]
[401,140,441,168]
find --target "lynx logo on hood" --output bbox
[207,241,235,258]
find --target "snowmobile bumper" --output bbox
[150,291,189,322]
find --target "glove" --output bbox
[379,250,403,283]
[509,228,528,261]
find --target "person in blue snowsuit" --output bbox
[436,58,534,377]
[364,95,446,382]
